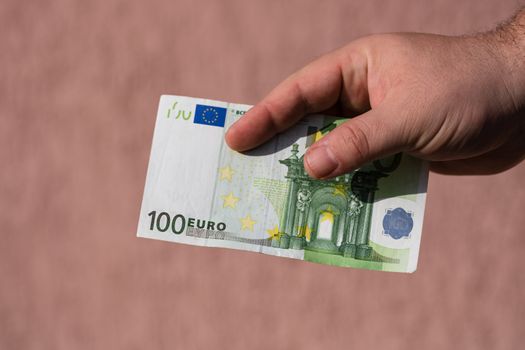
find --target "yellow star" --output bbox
[297,225,312,240]
[333,185,346,197]
[240,214,256,231]
[266,225,280,239]
[320,210,334,224]
[221,192,240,208]
[219,165,234,182]
[314,130,324,142]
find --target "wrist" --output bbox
[483,8,525,111]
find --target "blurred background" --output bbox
[1,0,524,349]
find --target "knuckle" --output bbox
[334,120,371,165]
[259,101,285,133]
[292,80,312,114]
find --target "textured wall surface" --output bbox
[1,0,524,349]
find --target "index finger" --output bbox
[225,51,347,151]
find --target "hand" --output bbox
[225,13,525,178]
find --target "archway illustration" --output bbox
[306,187,347,252]
[276,143,401,260]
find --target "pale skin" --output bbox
[226,9,525,179]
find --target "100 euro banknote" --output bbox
[138,95,429,272]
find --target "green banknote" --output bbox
[138,95,428,272]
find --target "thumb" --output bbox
[304,107,409,178]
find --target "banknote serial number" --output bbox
[147,211,226,234]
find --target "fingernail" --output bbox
[305,145,338,178]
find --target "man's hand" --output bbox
[225,10,525,178]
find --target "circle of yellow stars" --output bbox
[201,107,219,124]
[218,163,282,239]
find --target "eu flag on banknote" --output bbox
[194,104,227,127]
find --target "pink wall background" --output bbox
[1,0,524,349]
